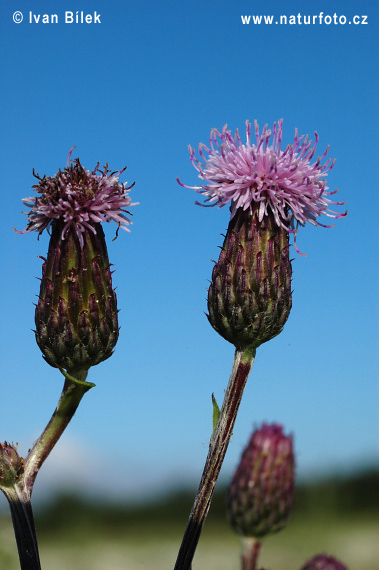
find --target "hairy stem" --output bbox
[174,347,256,570]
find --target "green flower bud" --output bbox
[0,442,24,487]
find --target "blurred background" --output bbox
[0,0,378,568]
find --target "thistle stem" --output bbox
[2,486,41,570]
[174,347,256,570]
[241,537,261,570]
[23,372,92,490]
[3,370,93,569]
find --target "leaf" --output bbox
[212,393,220,435]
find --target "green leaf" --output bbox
[212,393,220,435]
[58,367,96,389]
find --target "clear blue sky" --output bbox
[0,0,378,504]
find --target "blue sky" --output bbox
[0,0,378,504]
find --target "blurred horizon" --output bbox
[1,469,379,569]
[0,435,378,511]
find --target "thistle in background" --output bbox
[227,423,295,537]
[226,423,295,570]
[300,554,348,570]
[5,150,137,570]
[175,120,346,570]
[16,148,137,379]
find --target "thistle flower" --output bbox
[178,119,346,255]
[16,149,137,376]
[226,423,295,539]
[16,147,136,246]
[178,120,346,349]
[0,443,24,488]
[300,554,348,570]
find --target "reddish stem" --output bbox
[174,347,256,570]
[241,537,261,570]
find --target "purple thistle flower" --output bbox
[178,120,346,255]
[300,554,348,570]
[15,147,137,247]
[15,149,137,375]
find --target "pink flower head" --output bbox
[178,120,347,255]
[15,147,138,247]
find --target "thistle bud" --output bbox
[300,554,348,570]
[15,150,137,376]
[226,423,295,539]
[35,221,119,374]
[0,442,24,487]
[207,204,291,349]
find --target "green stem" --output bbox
[174,347,256,570]
[23,370,93,491]
[2,486,41,570]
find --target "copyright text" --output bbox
[13,11,101,24]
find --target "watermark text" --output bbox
[13,11,101,24]
[241,12,368,26]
